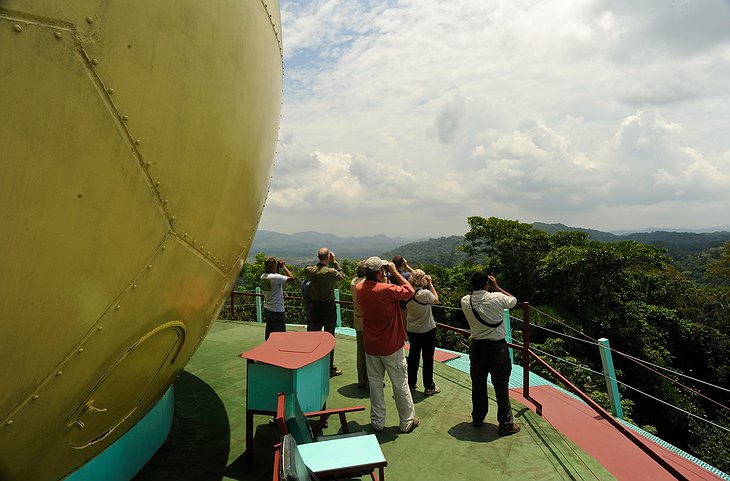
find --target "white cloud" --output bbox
[260,0,730,237]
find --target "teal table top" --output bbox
[297,434,386,474]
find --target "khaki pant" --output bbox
[366,348,416,431]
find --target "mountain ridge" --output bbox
[246,225,730,267]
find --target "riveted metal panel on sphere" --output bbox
[0,1,282,479]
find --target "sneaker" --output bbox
[409,385,417,392]
[498,423,521,436]
[472,419,484,428]
[371,424,384,433]
[400,417,420,433]
[424,386,441,396]
[330,367,343,377]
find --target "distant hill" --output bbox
[531,222,620,242]
[246,230,418,266]
[377,223,730,269]
[380,236,479,267]
[532,223,730,257]
[247,225,730,269]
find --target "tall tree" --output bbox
[463,216,551,301]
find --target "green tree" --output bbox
[463,216,551,301]
[706,241,730,284]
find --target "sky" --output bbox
[257,0,730,238]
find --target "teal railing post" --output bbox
[522,302,531,399]
[255,287,263,324]
[503,308,514,364]
[334,288,342,327]
[598,337,623,419]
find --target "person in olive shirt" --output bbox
[305,247,346,376]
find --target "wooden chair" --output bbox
[273,437,320,481]
[274,393,387,480]
[275,392,366,443]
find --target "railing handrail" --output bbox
[230,289,354,306]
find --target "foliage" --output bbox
[706,241,730,285]
[673,246,724,285]
[462,216,730,471]
[463,216,552,301]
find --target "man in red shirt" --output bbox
[356,256,420,433]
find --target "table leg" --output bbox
[246,409,254,460]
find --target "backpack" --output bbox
[300,278,312,320]
[406,288,430,306]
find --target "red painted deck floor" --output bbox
[510,385,724,481]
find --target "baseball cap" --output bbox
[363,256,389,271]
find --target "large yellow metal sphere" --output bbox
[0,2,282,480]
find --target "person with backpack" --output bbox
[405,269,440,396]
[460,271,521,436]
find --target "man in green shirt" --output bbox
[305,247,346,376]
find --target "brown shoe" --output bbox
[400,417,420,433]
[498,423,521,436]
[424,386,441,396]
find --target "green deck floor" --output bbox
[134,320,616,481]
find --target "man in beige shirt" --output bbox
[460,271,520,436]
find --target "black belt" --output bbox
[472,338,506,344]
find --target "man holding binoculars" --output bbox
[305,247,346,377]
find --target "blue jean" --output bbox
[407,328,436,390]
